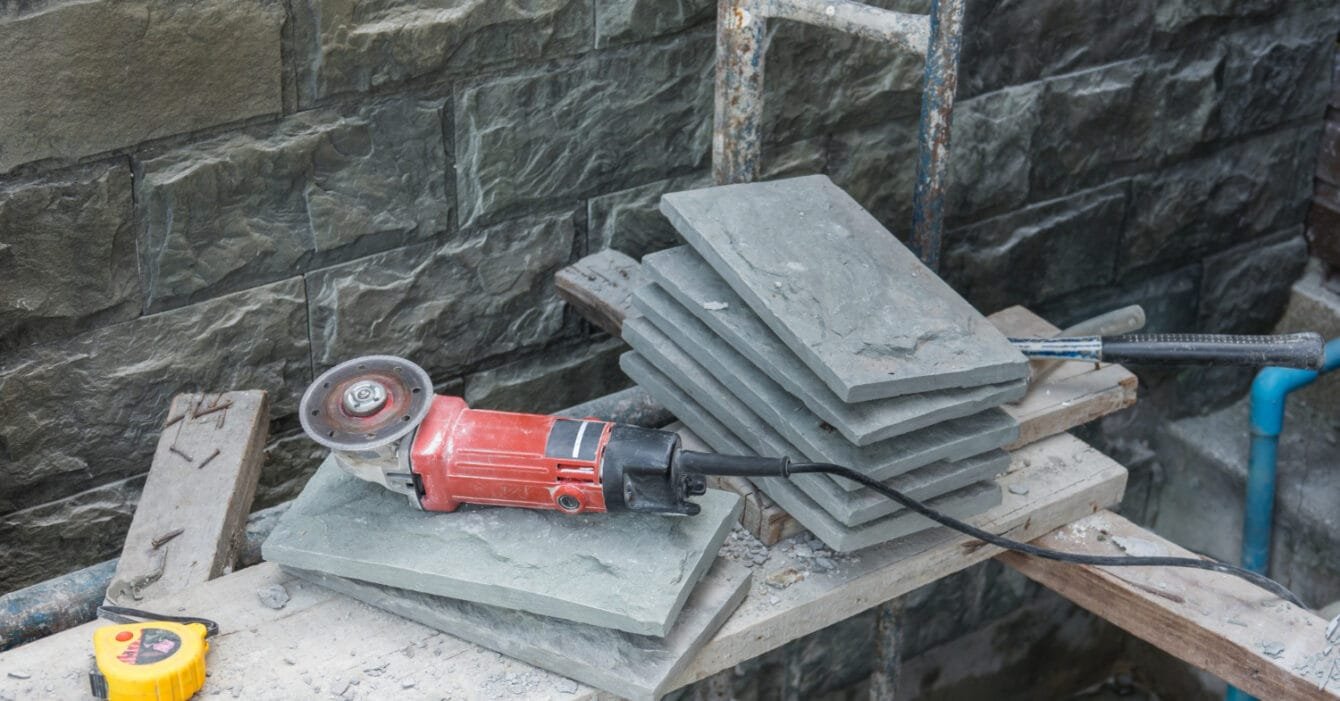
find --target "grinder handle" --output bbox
[673,450,790,477]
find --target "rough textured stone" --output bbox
[263,456,742,636]
[945,84,1041,222]
[660,176,1029,400]
[256,426,326,510]
[0,278,311,514]
[624,316,1016,482]
[306,213,573,378]
[623,353,1000,552]
[456,33,713,227]
[292,0,592,104]
[588,173,706,260]
[463,337,630,414]
[594,0,713,48]
[634,264,1022,446]
[823,119,921,241]
[944,182,1128,313]
[0,161,138,347]
[0,475,143,593]
[761,2,924,146]
[292,558,749,701]
[1197,229,1308,334]
[959,0,1153,98]
[0,0,283,173]
[1217,11,1338,139]
[1037,264,1202,335]
[1029,59,1154,198]
[136,96,451,311]
[1123,128,1314,274]
[1152,0,1284,45]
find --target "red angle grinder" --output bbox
[300,355,782,516]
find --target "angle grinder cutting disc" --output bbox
[299,355,434,453]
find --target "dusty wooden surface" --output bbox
[106,391,269,605]
[554,248,643,338]
[1000,512,1340,700]
[0,433,1124,700]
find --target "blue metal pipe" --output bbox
[1227,337,1340,701]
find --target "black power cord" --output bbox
[784,461,1307,609]
[97,605,221,637]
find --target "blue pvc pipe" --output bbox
[1227,338,1340,701]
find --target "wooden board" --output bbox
[0,433,1125,701]
[555,248,644,338]
[1000,512,1340,700]
[106,391,269,604]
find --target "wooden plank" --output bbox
[989,305,1139,449]
[554,248,643,338]
[0,433,1125,700]
[106,391,269,604]
[0,562,612,701]
[669,432,1127,687]
[999,512,1340,700]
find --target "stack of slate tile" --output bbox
[262,455,749,700]
[620,175,1032,552]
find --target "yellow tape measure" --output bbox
[89,606,218,701]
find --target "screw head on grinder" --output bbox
[299,355,434,453]
[342,379,389,417]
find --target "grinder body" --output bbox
[408,395,704,515]
[301,356,710,516]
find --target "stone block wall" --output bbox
[0,0,1333,622]
[1308,37,1340,269]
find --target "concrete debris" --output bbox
[1261,641,1286,658]
[1111,536,1168,558]
[256,583,290,610]
[557,679,579,694]
[1008,483,1030,496]
[766,568,806,590]
[701,301,728,311]
[1327,612,1340,644]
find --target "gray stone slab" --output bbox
[635,273,1023,454]
[289,557,750,701]
[793,450,1009,527]
[621,353,1002,552]
[642,247,1027,446]
[621,346,1004,527]
[623,315,1016,483]
[659,175,1029,401]
[262,456,741,637]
